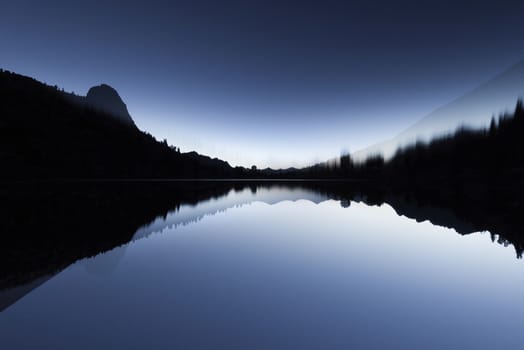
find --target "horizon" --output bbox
[3,1,524,168]
[4,3,524,349]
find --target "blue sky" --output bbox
[3,1,524,168]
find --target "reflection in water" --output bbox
[1,181,523,303]
[131,186,329,242]
[0,274,54,312]
[1,181,523,349]
[81,245,127,276]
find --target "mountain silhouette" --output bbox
[0,69,242,179]
[353,59,524,160]
[2,181,523,311]
[85,84,135,126]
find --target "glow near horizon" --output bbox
[138,112,351,169]
[130,101,437,169]
[1,62,511,169]
[4,2,524,168]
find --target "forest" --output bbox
[1,69,523,187]
[0,70,238,179]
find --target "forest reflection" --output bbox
[1,180,522,311]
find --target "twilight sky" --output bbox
[2,0,524,168]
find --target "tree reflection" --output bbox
[1,180,523,311]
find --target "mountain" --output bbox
[85,84,135,126]
[0,69,240,179]
[353,59,524,161]
[61,83,135,127]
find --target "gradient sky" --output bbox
[3,0,524,168]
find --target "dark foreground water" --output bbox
[1,183,523,349]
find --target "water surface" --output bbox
[1,184,523,349]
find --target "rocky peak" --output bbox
[86,84,135,126]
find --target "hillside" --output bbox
[0,69,239,179]
[353,60,524,161]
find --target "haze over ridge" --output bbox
[353,59,524,162]
[3,1,524,168]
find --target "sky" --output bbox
[2,0,524,168]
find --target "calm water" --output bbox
[1,185,523,349]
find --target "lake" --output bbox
[1,182,523,349]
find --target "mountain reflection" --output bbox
[1,180,522,311]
